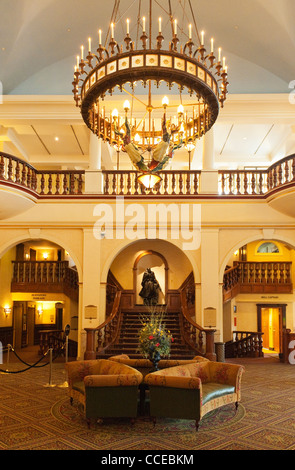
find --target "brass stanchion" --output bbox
[58,324,70,388]
[43,348,56,388]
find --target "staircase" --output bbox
[98,310,197,359]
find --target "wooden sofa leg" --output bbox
[70,397,73,406]
[235,402,239,412]
[195,420,200,431]
[152,417,156,427]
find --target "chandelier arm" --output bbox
[168,0,175,37]
[122,88,148,108]
[188,0,201,47]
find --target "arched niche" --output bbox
[133,250,168,305]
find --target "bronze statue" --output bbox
[139,268,160,306]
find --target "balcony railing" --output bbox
[11,261,79,300]
[1,151,295,198]
[223,261,293,301]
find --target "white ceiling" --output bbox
[0,0,295,171]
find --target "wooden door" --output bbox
[261,308,270,349]
[261,307,281,352]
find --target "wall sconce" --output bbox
[37,305,43,316]
[4,306,12,317]
[43,252,49,260]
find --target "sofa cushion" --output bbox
[202,382,235,405]
[72,381,85,395]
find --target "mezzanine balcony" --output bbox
[1,151,295,215]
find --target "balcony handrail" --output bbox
[1,150,295,198]
[84,290,122,360]
[179,288,216,361]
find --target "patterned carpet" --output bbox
[0,354,295,451]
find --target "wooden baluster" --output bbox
[279,263,284,284]
[8,157,13,181]
[292,158,295,181]
[127,172,131,195]
[15,160,20,183]
[267,263,272,284]
[244,173,248,194]
[268,169,273,190]
[186,172,191,194]
[194,172,199,195]
[255,263,260,284]
[31,170,37,191]
[55,173,60,195]
[251,172,256,194]
[179,172,183,195]
[104,173,109,195]
[120,173,124,195]
[249,263,254,283]
[236,172,241,195]
[111,173,117,195]
[63,173,68,194]
[229,172,233,195]
[221,173,225,194]
[286,263,291,284]
[48,173,52,195]
[19,262,24,283]
[285,160,289,184]
[70,173,75,194]
[134,173,139,195]
[261,263,266,284]
[171,172,176,195]
[27,168,32,188]
[273,167,277,187]
[164,173,168,195]
[0,154,4,179]
[37,262,42,282]
[273,263,278,284]
[78,173,83,194]
[259,172,263,194]
[40,174,45,195]
[278,164,282,186]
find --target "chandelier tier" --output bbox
[72,0,229,174]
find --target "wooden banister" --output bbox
[84,290,122,360]
[225,331,264,358]
[179,288,216,361]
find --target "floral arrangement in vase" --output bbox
[138,307,174,371]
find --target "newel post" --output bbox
[84,328,97,360]
[205,329,217,361]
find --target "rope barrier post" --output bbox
[58,324,70,388]
[6,344,11,372]
[43,348,56,388]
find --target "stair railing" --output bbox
[84,290,122,360]
[225,330,264,358]
[179,289,216,361]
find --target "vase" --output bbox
[149,350,161,372]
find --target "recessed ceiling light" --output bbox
[55,137,59,141]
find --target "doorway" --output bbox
[257,304,286,355]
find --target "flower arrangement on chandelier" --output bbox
[138,309,173,360]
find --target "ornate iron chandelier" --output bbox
[72,0,228,181]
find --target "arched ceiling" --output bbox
[0,0,293,95]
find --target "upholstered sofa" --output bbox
[144,360,245,430]
[65,359,143,427]
[109,354,209,376]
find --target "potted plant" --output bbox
[138,307,173,371]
